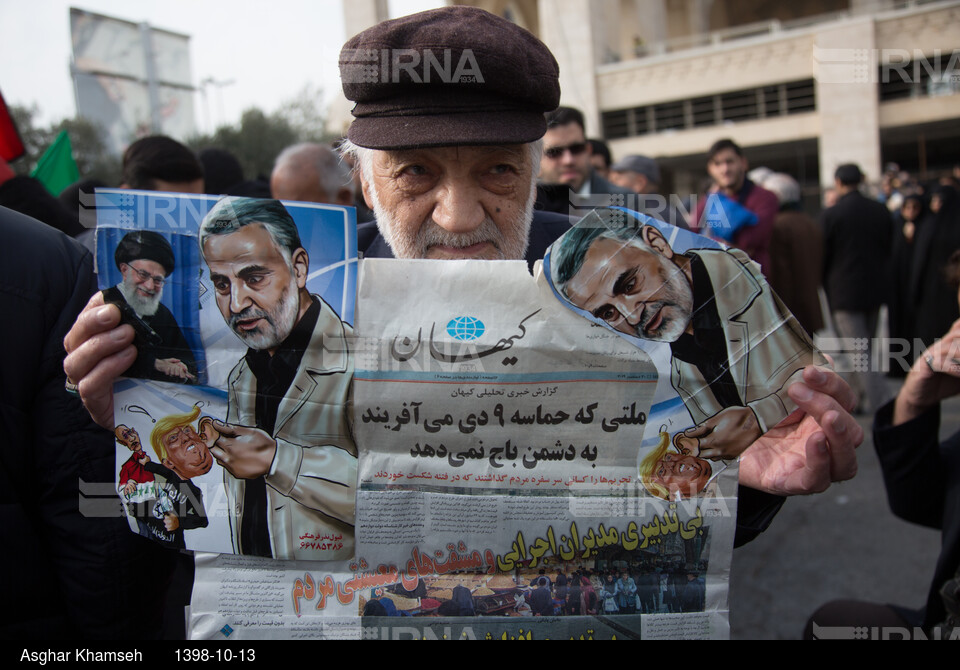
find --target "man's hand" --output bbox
[894,318,960,426]
[122,480,137,497]
[208,421,278,480]
[155,357,196,381]
[738,365,861,496]
[679,406,761,460]
[137,453,150,466]
[63,292,137,429]
[163,512,180,532]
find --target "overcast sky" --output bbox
[0,0,442,132]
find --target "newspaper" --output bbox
[95,195,821,639]
[97,190,358,561]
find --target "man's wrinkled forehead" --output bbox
[374,144,531,163]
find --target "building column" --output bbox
[814,18,882,187]
[343,0,388,39]
[634,0,669,55]
[538,0,602,136]
[327,0,390,137]
[851,0,895,16]
[687,0,713,36]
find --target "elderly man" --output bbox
[104,230,197,384]
[198,197,356,560]
[64,6,859,551]
[270,142,355,206]
[551,211,825,461]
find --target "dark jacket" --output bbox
[102,285,198,384]
[0,206,176,639]
[821,190,894,311]
[535,171,636,219]
[874,401,960,630]
[908,187,960,346]
[769,207,824,334]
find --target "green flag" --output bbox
[31,130,79,196]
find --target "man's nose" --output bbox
[558,148,576,165]
[433,181,485,233]
[229,281,253,314]
[615,297,643,326]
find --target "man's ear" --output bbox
[360,175,375,210]
[292,248,309,288]
[640,225,674,260]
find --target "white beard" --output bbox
[631,260,694,343]
[227,276,301,351]
[118,275,162,317]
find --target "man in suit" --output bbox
[197,197,356,560]
[821,163,894,414]
[550,211,824,461]
[536,107,635,217]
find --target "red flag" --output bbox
[0,89,25,162]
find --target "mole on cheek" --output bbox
[496,208,501,213]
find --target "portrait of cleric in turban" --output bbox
[101,230,203,384]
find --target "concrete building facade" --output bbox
[335,0,959,203]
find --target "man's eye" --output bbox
[246,275,264,286]
[490,164,515,176]
[401,165,428,177]
[213,280,229,294]
[597,306,618,323]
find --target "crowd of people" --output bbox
[527,566,707,617]
[2,4,956,640]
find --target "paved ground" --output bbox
[729,377,957,639]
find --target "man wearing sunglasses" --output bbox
[537,106,634,215]
[104,230,197,384]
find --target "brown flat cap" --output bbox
[340,6,560,150]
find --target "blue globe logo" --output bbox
[447,316,485,341]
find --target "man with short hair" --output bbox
[551,212,824,461]
[120,136,204,194]
[198,196,356,560]
[65,6,861,551]
[535,106,634,216]
[270,142,355,206]
[693,138,779,275]
[103,230,197,384]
